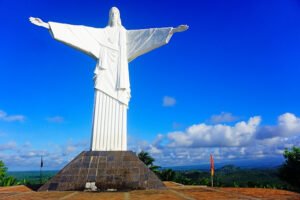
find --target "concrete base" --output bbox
[38,151,165,191]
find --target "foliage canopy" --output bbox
[279,146,300,188]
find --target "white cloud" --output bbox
[167,113,300,149]
[0,139,89,171]
[209,112,239,124]
[130,113,300,167]
[46,116,64,123]
[148,144,162,154]
[152,134,164,147]
[278,113,300,135]
[162,96,176,107]
[168,116,261,147]
[0,110,25,122]
[0,141,17,151]
[20,150,47,158]
[256,113,300,139]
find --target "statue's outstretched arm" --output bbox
[127,24,189,62]
[29,17,49,29]
[29,17,102,60]
[170,25,189,34]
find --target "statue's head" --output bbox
[108,7,122,27]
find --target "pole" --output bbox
[40,165,42,184]
[210,154,214,187]
[40,155,43,185]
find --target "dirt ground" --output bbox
[0,182,299,200]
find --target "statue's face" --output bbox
[110,7,120,26]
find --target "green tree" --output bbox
[159,169,176,181]
[279,146,300,188]
[138,151,161,174]
[0,160,19,186]
[174,173,193,185]
[138,151,154,166]
[0,160,7,179]
[199,178,210,186]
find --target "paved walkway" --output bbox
[0,182,299,200]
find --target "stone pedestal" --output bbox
[38,151,165,191]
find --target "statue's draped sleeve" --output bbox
[48,22,108,60]
[126,27,173,62]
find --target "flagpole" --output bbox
[210,154,214,187]
[211,174,213,187]
[40,163,41,185]
[40,155,43,185]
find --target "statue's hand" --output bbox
[172,25,189,34]
[177,25,189,32]
[29,17,49,29]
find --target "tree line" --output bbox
[138,147,300,191]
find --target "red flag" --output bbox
[210,154,214,177]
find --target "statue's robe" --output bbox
[48,22,173,151]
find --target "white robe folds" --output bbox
[49,21,173,151]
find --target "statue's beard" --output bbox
[111,20,117,26]
[108,16,122,27]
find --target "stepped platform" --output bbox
[38,151,165,191]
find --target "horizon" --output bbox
[7,158,283,172]
[1,0,300,171]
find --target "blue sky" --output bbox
[0,0,300,171]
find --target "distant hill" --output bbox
[7,170,58,183]
[165,157,283,171]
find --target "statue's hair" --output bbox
[108,7,122,27]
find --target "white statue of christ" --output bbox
[29,7,188,151]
